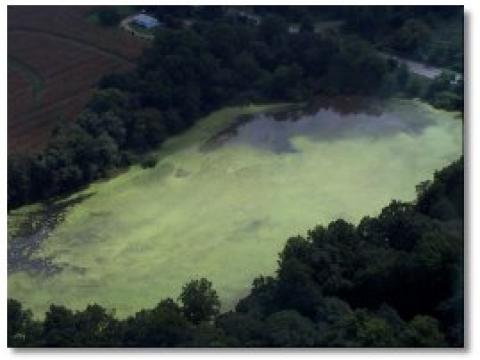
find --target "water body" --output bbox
[8,99,463,318]
[205,97,436,153]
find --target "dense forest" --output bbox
[8,158,464,347]
[8,6,463,209]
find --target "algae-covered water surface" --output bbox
[8,98,463,318]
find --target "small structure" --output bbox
[132,14,160,29]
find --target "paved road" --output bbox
[379,51,461,81]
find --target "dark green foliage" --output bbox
[235,275,278,317]
[392,67,462,112]
[123,299,192,346]
[333,6,463,111]
[416,157,464,220]
[7,299,41,347]
[324,36,388,95]
[434,92,462,111]
[215,312,266,346]
[87,88,130,114]
[140,155,158,169]
[322,309,397,347]
[401,315,447,347]
[259,15,288,45]
[130,109,167,150]
[405,76,424,97]
[8,155,33,208]
[423,72,462,111]
[73,305,120,347]
[179,278,221,325]
[276,256,322,317]
[396,63,410,88]
[390,19,432,54]
[338,6,463,72]
[97,7,120,27]
[42,305,77,346]
[187,323,228,347]
[375,200,432,251]
[263,64,305,100]
[264,310,318,346]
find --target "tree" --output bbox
[235,275,278,317]
[97,7,120,27]
[300,15,315,33]
[314,296,353,325]
[376,200,429,251]
[78,111,127,148]
[8,155,33,208]
[262,64,304,100]
[405,76,423,97]
[259,15,288,45]
[323,309,397,347]
[87,88,130,114]
[187,323,228,347]
[325,37,387,95]
[215,312,266,346]
[123,299,192,346]
[265,310,317,347]
[416,157,463,220]
[179,278,221,324]
[396,63,410,89]
[92,133,120,169]
[307,220,364,294]
[231,51,262,89]
[128,108,167,150]
[401,315,447,347]
[74,304,119,346]
[204,23,242,63]
[8,299,40,347]
[276,257,322,317]
[391,19,432,53]
[42,305,77,346]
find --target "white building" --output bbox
[132,14,161,29]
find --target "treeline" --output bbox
[8,158,464,347]
[382,62,463,112]
[255,5,464,110]
[8,12,391,210]
[335,6,464,72]
[219,5,463,72]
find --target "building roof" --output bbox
[132,14,160,29]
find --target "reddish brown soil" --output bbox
[8,6,146,154]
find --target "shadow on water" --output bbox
[8,193,94,276]
[203,96,436,154]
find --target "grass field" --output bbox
[8,6,146,154]
[8,100,463,319]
